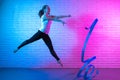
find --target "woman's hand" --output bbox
[61,21,66,26]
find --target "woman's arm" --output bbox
[45,14,65,24]
[55,15,71,19]
[45,14,71,20]
[53,19,66,26]
[50,15,71,19]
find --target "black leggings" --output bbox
[17,30,60,61]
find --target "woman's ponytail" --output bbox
[38,5,48,18]
[38,10,44,18]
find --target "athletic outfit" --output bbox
[17,14,60,61]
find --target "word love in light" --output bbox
[75,18,99,80]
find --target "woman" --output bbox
[14,5,71,67]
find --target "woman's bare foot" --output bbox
[57,60,63,67]
[14,48,19,53]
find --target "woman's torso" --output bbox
[39,14,52,34]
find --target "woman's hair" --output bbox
[38,5,48,18]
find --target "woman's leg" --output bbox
[14,31,42,53]
[42,34,63,66]
[42,34,60,61]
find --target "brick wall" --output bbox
[0,0,120,68]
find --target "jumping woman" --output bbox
[13,5,71,67]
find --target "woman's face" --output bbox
[44,6,50,14]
